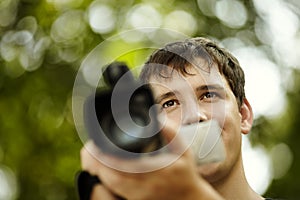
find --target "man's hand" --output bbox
[80,122,224,200]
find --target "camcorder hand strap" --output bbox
[76,170,126,200]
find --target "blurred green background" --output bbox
[0,0,300,199]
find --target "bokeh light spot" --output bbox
[126,4,162,29]
[270,143,293,179]
[163,10,197,36]
[215,0,247,28]
[16,16,38,34]
[233,47,285,117]
[50,10,86,42]
[197,0,218,17]
[0,165,18,200]
[88,2,116,34]
[243,136,272,195]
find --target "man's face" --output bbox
[149,62,247,183]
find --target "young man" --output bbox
[80,37,265,199]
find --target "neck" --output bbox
[211,155,263,200]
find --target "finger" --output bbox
[96,166,151,200]
[80,141,103,175]
[91,185,116,200]
[80,143,122,199]
[99,152,179,173]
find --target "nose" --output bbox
[182,99,207,125]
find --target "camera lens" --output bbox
[109,115,146,146]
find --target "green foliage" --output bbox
[0,65,82,199]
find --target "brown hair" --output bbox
[139,37,245,107]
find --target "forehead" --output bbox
[148,63,228,93]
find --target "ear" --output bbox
[240,98,253,135]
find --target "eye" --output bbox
[203,92,217,99]
[162,99,180,108]
[200,92,219,101]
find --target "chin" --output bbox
[197,161,223,183]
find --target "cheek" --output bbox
[209,99,241,133]
[208,101,227,127]
[158,109,182,128]
[220,103,243,158]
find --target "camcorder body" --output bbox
[84,62,164,158]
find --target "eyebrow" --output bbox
[196,84,225,92]
[155,91,177,104]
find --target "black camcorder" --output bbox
[84,62,164,157]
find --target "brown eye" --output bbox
[162,100,179,108]
[200,92,220,102]
[203,92,217,99]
